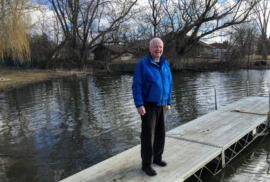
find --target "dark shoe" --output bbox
[142,165,157,176]
[153,160,167,167]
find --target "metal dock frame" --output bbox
[167,121,268,182]
[60,96,270,182]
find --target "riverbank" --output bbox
[110,60,270,72]
[1,57,270,93]
[109,55,270,72]
[0,68,93,93]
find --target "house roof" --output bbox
[198,40,212,48]
[88,46,98,53]
[103,45,123,53]
[89,45,123,54]
[210,42,229,50]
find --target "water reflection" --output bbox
[0,70,270,181]
[209,135,270,182]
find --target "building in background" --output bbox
[210,41,229,59]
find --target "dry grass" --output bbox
[235,55,270,67]
[0,68,93,93]
[245,55,270,60]
[181,56,270,66]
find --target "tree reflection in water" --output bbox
[0,70,270,181]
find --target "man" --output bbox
[132,38,173,176]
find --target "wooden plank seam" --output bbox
[166,135,223,148]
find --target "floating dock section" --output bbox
[60,96,269,182]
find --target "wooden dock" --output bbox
[60,96,269,182]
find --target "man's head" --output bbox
[149,38,163,60]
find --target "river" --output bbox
[0,70,270,181]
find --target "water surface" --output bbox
[1,70,270,181]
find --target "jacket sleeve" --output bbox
[167,65,173,105]
[132,61,144,107]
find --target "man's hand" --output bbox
[137,106,146,115]
[167,105,171,111]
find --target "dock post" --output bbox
[215,88,217,110]
[247,81,249,96]
[222,150,225,168]
[269,91,270,128]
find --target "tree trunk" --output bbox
[46,36,73,69]
[80,50,87,69]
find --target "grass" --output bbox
[246,55,270,60]
[0,68,92,93]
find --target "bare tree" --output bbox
[76,0,138,68]
[228,23,259,67]
[45,0,80,68]
[161,0,259,69]
[45,0,137,68]
[135,0,165,38]
[253,0,270,62]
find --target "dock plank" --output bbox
[60,137,221,182]
[60,97,269,182]
[167,97,268,149]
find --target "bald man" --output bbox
[132,38,173,176]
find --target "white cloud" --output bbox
[29,4,60,41]
[29,0,270,45]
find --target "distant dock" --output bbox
[60,96,269,182]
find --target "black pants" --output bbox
[141,104,167,166]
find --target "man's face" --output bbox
[149,40,163,60]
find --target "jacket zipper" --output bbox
[146,85,152,98]
[160,67,164,104]
[151,62,164,105]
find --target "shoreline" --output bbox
[0,68,93,93]
[1,66,270,93]
[109,59,270,72]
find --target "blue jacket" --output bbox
[132,53,173,107]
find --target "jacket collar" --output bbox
[147,52,166,65]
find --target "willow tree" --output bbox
[0,0,32,61]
